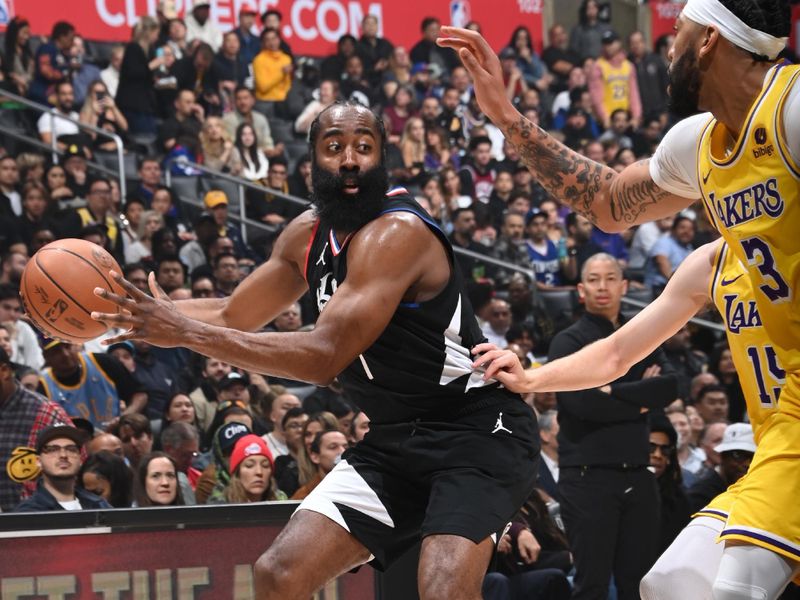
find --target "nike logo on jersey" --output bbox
[721,274,744,286]
[702,170,712,184]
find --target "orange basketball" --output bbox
[20,239,127,344]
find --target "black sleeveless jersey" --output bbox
[304,188,515,423]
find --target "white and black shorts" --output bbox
[297,398,539,570]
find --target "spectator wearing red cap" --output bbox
[208,434,286,502]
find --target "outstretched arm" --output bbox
[92,212,441,386]
[437,27,695,232]
[472,240,720,392]
[170,211,315,331]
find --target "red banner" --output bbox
[791,3,800,52]
[4,0,543,56]
[0,524,374,599]
[649,1,684,45]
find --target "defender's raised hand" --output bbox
[437,26,515,128]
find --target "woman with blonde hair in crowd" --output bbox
[79,79,129,152]
[400,116,426,183]
[125,209,163,265]
[208,434,287,503]
[200,116,241,174]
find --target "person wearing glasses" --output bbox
[14,424,111,511]
[61,176,123,261]
[648,414,691,556]
[160,421,200,505]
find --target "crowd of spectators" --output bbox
[0,0,776,595]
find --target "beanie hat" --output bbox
[229,434,274,475]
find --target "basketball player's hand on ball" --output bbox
[471,343,528,392]
[436,27,513,126]
[91,271,189,348]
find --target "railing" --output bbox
[0,88,127,199]
[164,159,724,334]
[164,156,310,244]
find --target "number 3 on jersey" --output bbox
[740,237,791,302]
[746,345,786,407]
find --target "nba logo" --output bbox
[0,0,12,27]
[450,0,470,28]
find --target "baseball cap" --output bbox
[239,5,257,15]
[499,47,517,60]
[601,30,620,45]
[36,424,89,453]
[107,340,135,357]
[194,211,216,226]
[525,208,546,226]
[39,335,64,352]
[714,423,757,454]
[204,190,228,209]
[215,420,252,456]
[193,0,211,9]
[411,62,429,75]
[229,434,274,474]
[218,371,250,390]
[648,413,677,447]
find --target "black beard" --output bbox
[312,163,389,232]
[667,47,701,118]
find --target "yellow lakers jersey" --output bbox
[711,243,784,441]
[597,57,632,115]
[697,63,800,416]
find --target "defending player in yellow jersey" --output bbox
[471,238,795,599]
[441,1,799,597]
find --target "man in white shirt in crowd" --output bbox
[481,298,512,348]
[263,392,302,458]
[100,45,125,98]
[37,81,80,148]
[185,0,223,52]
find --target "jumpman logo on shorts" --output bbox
[492,412,512,434]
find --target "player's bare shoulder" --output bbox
[272,208,319,265]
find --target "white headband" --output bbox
[682,0,787,60]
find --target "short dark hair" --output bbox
[697,384,728,401]
[213,251,238,269]
[262,9,282,23]
[123,262,147,278]
[260,27,279,42]
[451,207,475,222]
[468,135,492,152]
[54,80,73,95]
[672,215,694,231]
[138,156,160,170]
[0,282,20,302]
[281,406,307,430]
[234,84,254,96]
[52,21,75,40]
[308,101,387,164]
[89,176,112,191]
[421,17,439,33]
[268,155,288,169]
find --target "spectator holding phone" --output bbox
[79,80,128,151]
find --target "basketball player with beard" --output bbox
[90,101,539,600]
[439,1,800,598]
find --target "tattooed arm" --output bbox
[437,27,696,232]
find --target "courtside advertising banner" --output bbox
[0,0,544,54]
[0,524,374,599]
